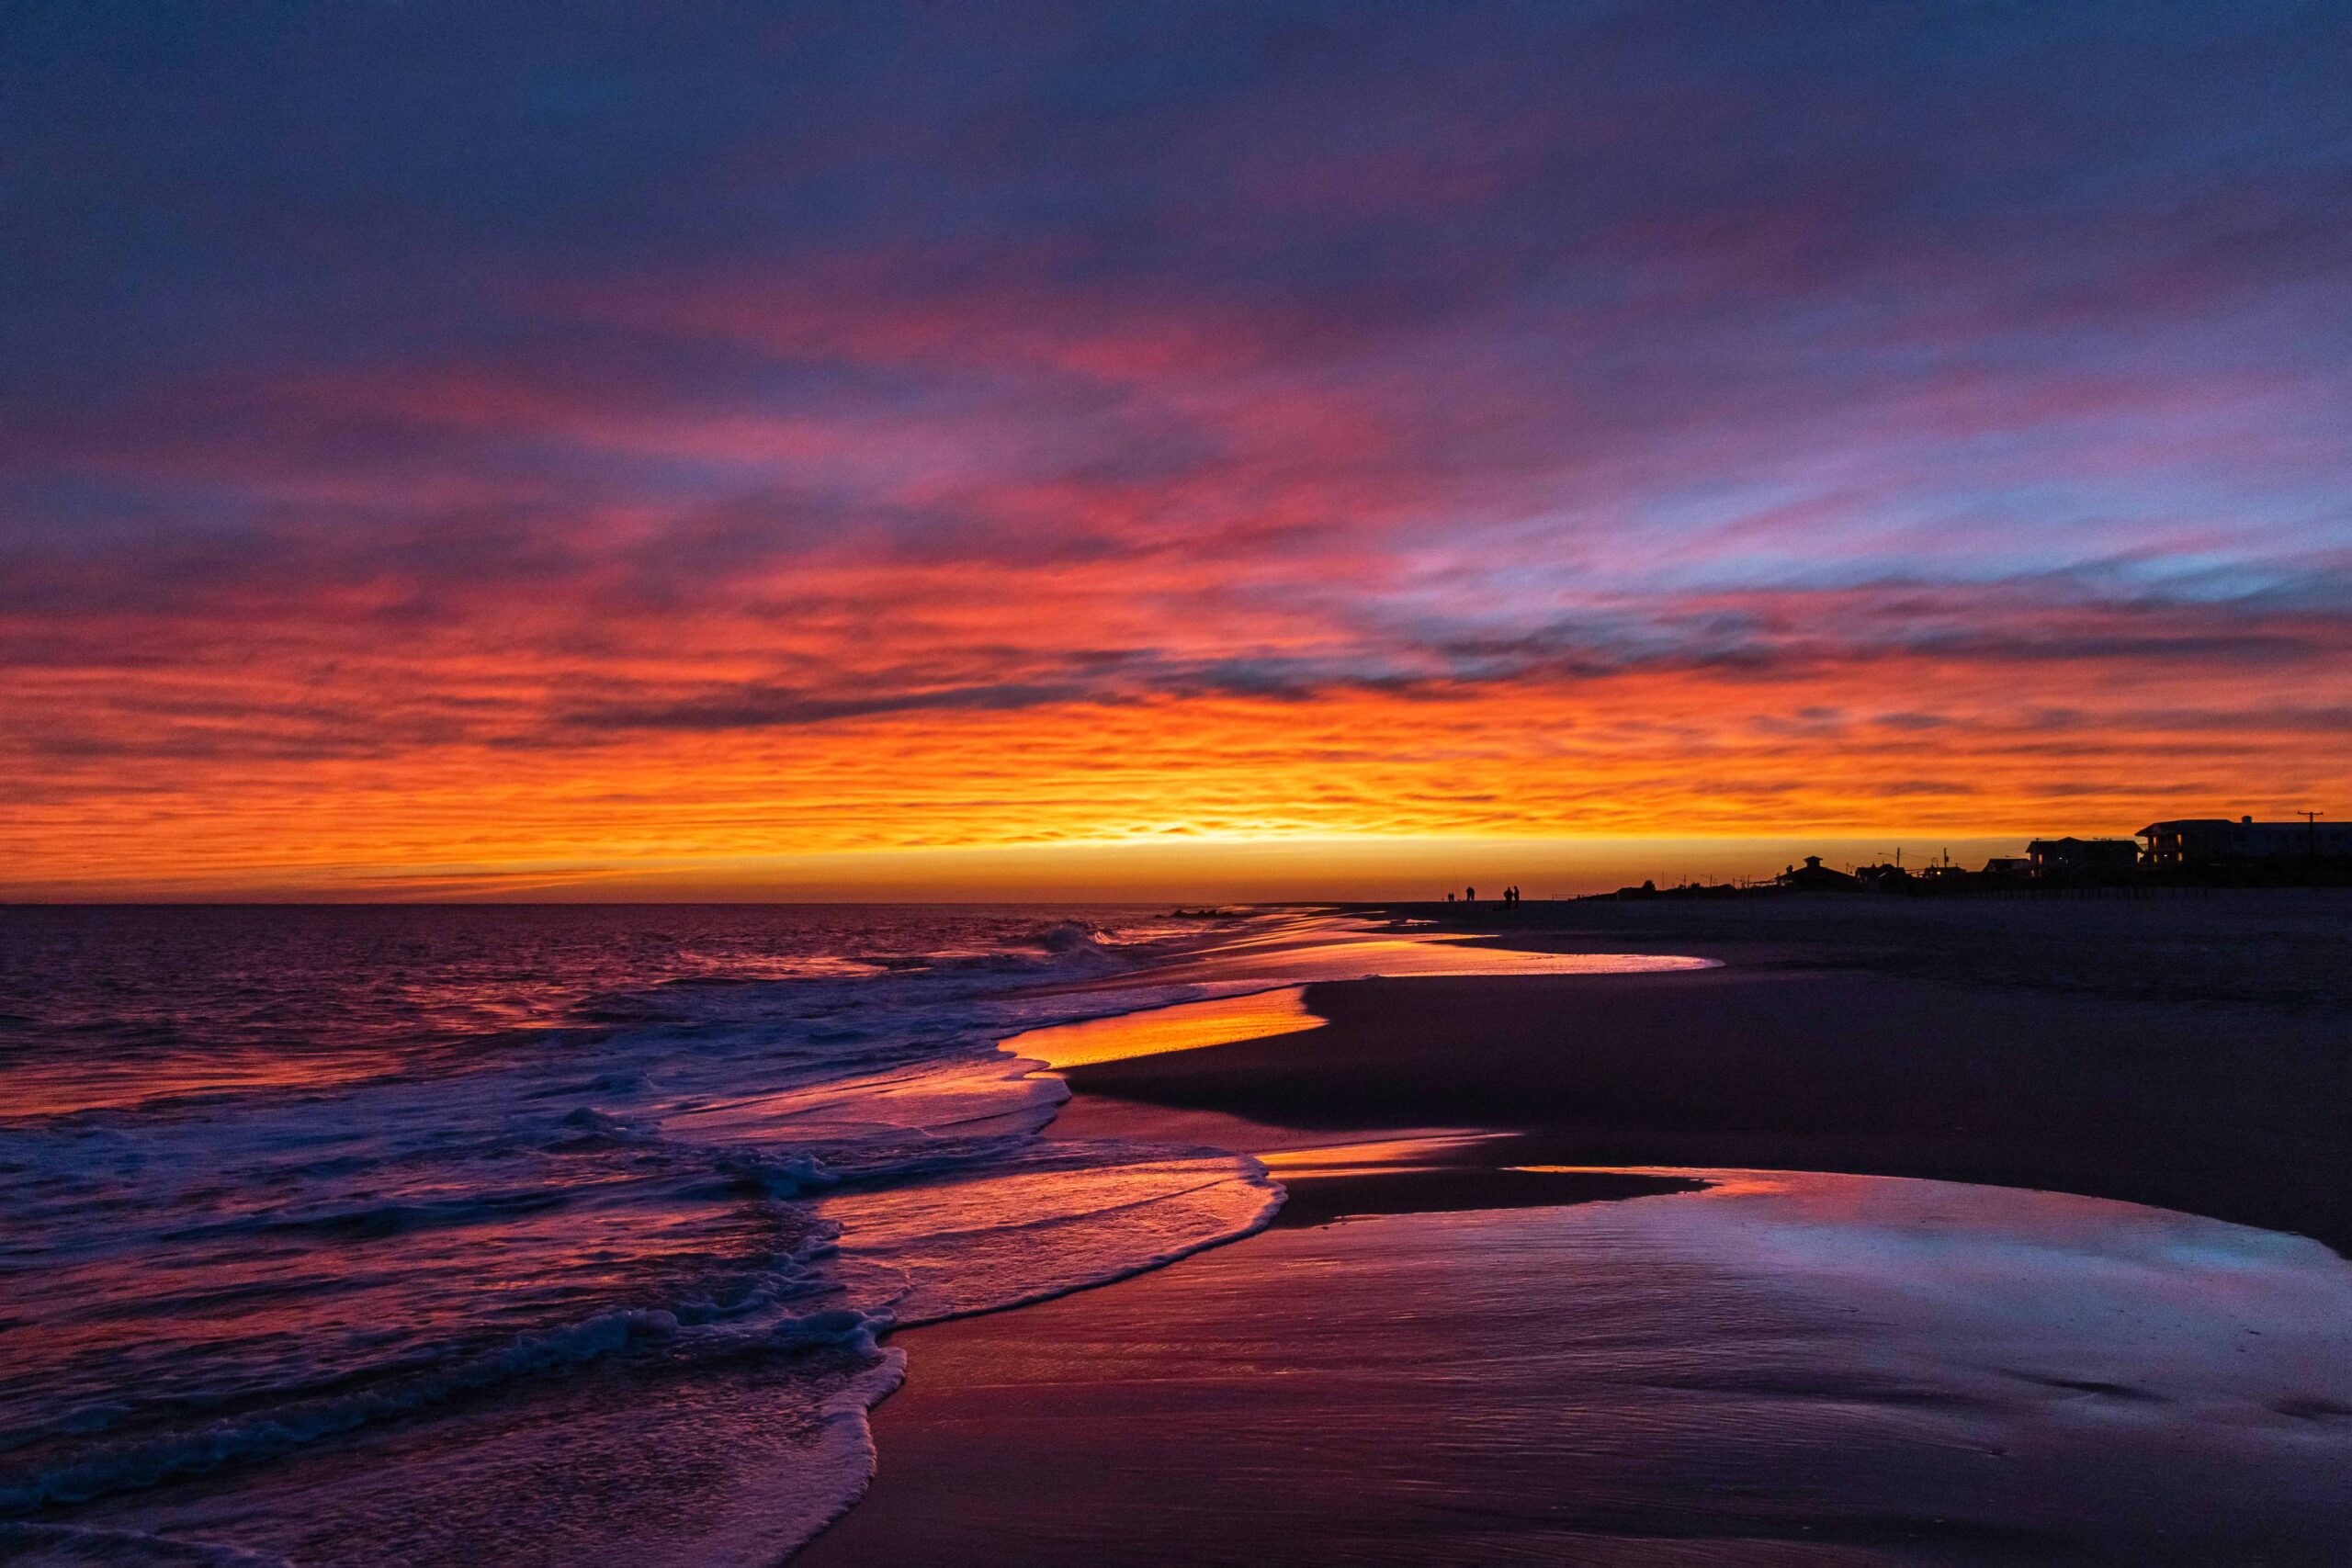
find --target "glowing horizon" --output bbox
[6,5,2347,900]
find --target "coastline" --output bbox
[801,896,2352,1562]
[1064,962,2350,1254]
[803,1174,2352,1566]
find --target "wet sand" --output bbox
[1064,964,2352,1254]
[804,1156,2352,1565]
[802,899,2352,1563]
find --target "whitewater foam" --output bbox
[0,906,1702,1563]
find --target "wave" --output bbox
[1,1266,888,1515]
[0,908,1514,1562]
[1032,918,1113,955]
[157,1186,573,1245]
[0,1522,294,1566]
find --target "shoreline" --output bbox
[1061,964,2350,1254]
[801,897,2352,1562]
[807,1094,2352,1562]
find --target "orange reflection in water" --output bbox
[0,1052,397,1120]
[1009,921,1711,1071]
[1259,1131,1510,1179]
[1510,1165,1792,1200]
[1004,987,1325,1069]
[1075,935,1713,992]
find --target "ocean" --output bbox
[0,906,1294,1564]
[11,906,2351,1563]
[0,905,1702,1565]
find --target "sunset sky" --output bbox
[6,2,2349,899]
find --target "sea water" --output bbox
[0,906,1702,1565]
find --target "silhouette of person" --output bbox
[1466,886,1476,902]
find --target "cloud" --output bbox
[2,2,2348,889]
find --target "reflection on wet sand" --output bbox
[862,914,2352,1561]
[1256,1130,1510,1176]
[1033,912,1713,998]
[1006,987,1324,1069]
[1261,1132,1713,1228]
[1009,915,1712,1073]
[802,1167,2352,1566]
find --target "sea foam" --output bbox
[0,906,1691,1563]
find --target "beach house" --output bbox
[2138,817,2352,866]
[1776,855,1859,891]
[2025,837,2141,881]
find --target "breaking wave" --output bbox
[0,904,1703,1564]
[0,906,1283,1564]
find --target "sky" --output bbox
[4,1,2349,899]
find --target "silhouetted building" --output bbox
[1777,855,1858,891]
[1980,856,2033,883]
[2139,816,2352,865]
[2027,837,2140,881]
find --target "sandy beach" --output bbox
[804,896,2352,1563]
[804,1174,2352,1565]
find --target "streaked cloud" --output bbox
[3,1,2347,893]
